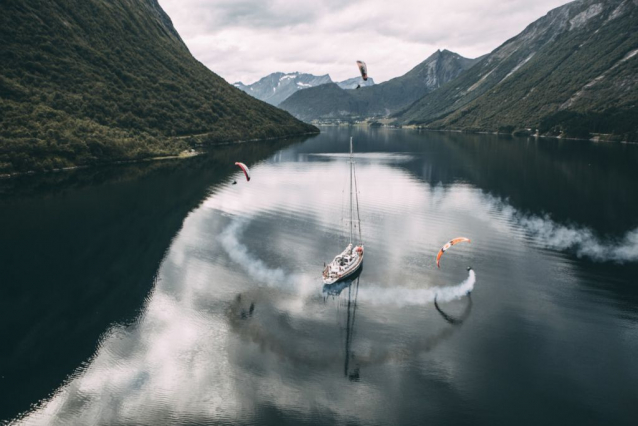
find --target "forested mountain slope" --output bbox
[0,0,317,173]
[395,0,638,141]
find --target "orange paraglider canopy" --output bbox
[436,237,471,268]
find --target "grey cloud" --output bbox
[159,0,571,83]
[201,1,318,28]
[165,0,360,31]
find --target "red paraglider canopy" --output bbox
[235,162,251,181]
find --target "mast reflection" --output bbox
[323,272,361,381]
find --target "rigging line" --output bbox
[353,161,363,244]
[349,137,354,245]
[341,187,346,247]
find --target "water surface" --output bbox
[2,128,638,425]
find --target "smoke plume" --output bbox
[489,195,638,263]
[356,270,476,306]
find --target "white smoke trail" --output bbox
[490,196,638,263]
[219,218,475,305]
[218,218,310,293]
[356,270,476,306]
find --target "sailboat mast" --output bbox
[349,137,353,245]
[354,159,362,245]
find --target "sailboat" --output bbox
[323,137,364,285]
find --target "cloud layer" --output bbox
[159,0,571,84]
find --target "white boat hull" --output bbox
[323,244,364,285]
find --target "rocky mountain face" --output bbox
[336,77,376,90]
[279,49,479,121]
[234,72,376,105]
[400,49,480,91]
[395,0,638,141]
[233,72,332,106]
[0,0,316,173]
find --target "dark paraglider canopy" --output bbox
[356,61,368,81]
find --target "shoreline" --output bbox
[0,131,319,180]
[381,125,638,145]
[315,122,637,145]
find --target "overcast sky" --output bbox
[158,0,572,84]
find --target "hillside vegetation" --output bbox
[0,0,317,174]
[395,0,638,141]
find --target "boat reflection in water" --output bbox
[323,273,362,381]
[227,267,474,387]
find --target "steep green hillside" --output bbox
[280,50,478,122]
[396,0,638,141]
[0,0,317,173]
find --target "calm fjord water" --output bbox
[2,127,638,425]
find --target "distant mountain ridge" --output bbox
[234,72,332,106]
[279,49,480,121]
[337,77,375,90]
[234,72,376,105]
[395,0,638,140]
[0,0,316,174]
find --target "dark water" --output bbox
[2,128,638,425]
